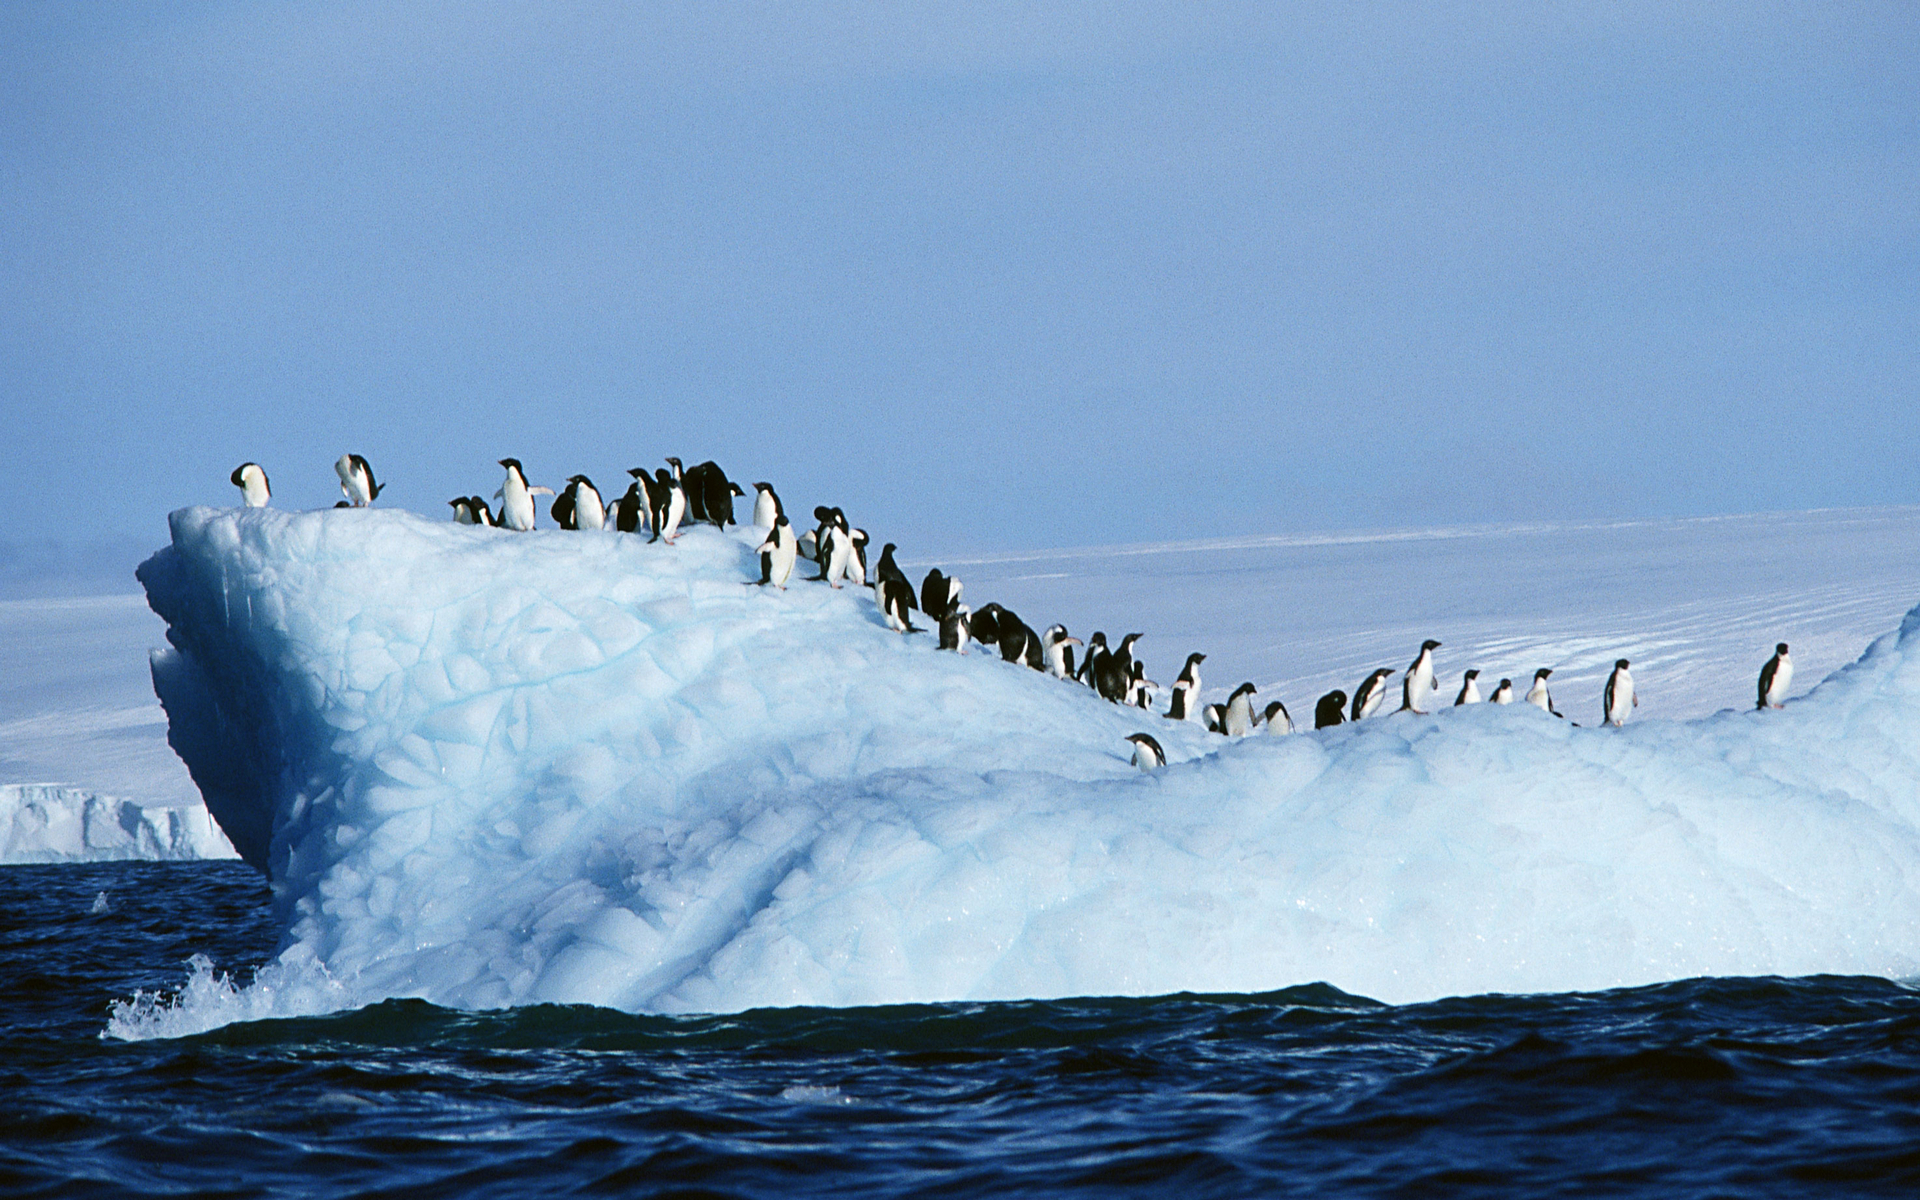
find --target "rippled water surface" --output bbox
[5,862,1920,1197]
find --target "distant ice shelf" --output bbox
[115,504,1920,1038]
[1,784,236,865]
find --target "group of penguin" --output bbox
[230,453,1802,774]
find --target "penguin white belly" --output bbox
[1605,672,1635,726]
[1766,660,1793,707]
[823,529,850,587]
[1525,682,1551,711]
[1457,678,1481,705]
[753,494,777,529]
[1403,660,1434,712]
[501,484,535,531]
[767,537,796,587]
[661,489,686,542]
[575,487,605,531]
[1223,698,1253,736]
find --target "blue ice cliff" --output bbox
[123,505,1920,1034]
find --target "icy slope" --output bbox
[0,784,235,864]
[125,505,1920,1032]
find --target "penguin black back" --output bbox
[1315,690,1348,729]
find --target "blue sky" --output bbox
[3,2,1915,555]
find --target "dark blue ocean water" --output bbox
[4,862,1920,1198]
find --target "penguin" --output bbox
[1262,700,1293,734]
[654,459,687,544]
[1078,632,1108,688]
[1314,690,1348,729]
[1166,653,1205,722]
[1127,732,1167,771]
[880,577,919,632]
[471,497,497,526]
[556,476,604,531]
[998,615,1038,667]
[939,603,972,653]
[751,483,783,530]
[1351,669,1393,721]
[798,529,819,564]
[807,507,841,576]
[1222,682,1258,736]
[1489,678,1515,704]
[847,529,870,587]
[230,462,270,508]
[1126,661,1159,709]
[876,544,915,612]
[335,454,382,507]
[1757,643,1792,710]
[819,522,852,587]
[681,461,712,524]
[1041,625,1083,680]
[613,474,649,534]
[1399,639,1442,714]
[755,515,797,588]
[1603,659,1637,727]
[449,497,480,524]
[1454,669,1482,706]
[921,569,961,624]
[686,462,740,527]
[1203,704,1227,734]
[496,459,554,531]
[969,603,1006,652]
[1525,668,1562,717]
[1098,635,1142,703]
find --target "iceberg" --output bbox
[124,504,1920,1033]
[1,784,235,864]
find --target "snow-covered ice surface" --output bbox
[0,784,234,864]
[926,508,1920,726]
[113,503,1920,1037]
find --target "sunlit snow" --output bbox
[110,504,1920,1036]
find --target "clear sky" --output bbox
[3,2,1915,556]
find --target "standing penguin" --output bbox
[334,454,382,507]
[1126,661,1158,709]
[1489,678,1515,704]
[449,497,480,524]
[807,507,842,578]
[939,603,972,653]
[570,476,605,531]
[1602,659,1637,727]
[1041,625,1082,680]
[1127,732,1167,771]
[1262,700,1293,734]
[880,577,920,633]
[1166,653,1205,721]
[1314,690,1348,729]
[751,483,783,530]
[1525,669,1562,717]
[1351,669,1394,721]
[654,460,687,544]
[1454,669,1482,706]
[1078,632,1109,688]
[230,463,271,508]
[1399,639,1442,714]
[1757,643,1792,710]
[496,459,554,531]
[921,569,961,623]
[819,522,852,587]
[755,515,797,588]
[846,529,870,587]
[686,462,741,527]
[612,472,650,534]
[875,544,915,611]
[1222,682,1259,736]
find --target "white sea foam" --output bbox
[113,504,1920,1038]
